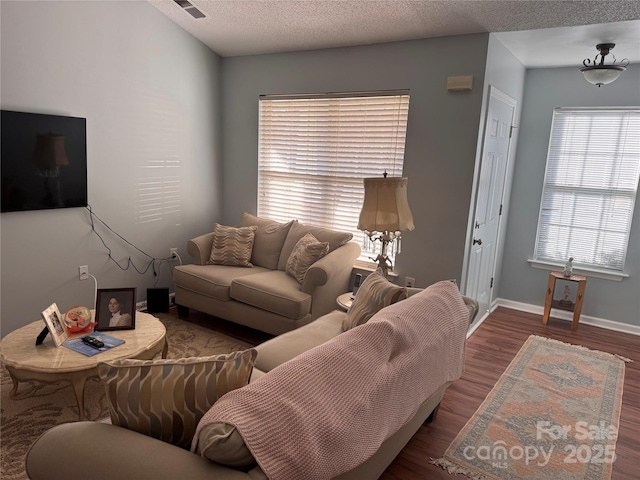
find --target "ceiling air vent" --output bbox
[174,0,205,19]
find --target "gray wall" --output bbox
[1,1,222,336]
[220,35,490,288]
[4,2,632,335]
[498,64,640,326]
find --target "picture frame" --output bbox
[95,288,137,331]
[41,303,69,347]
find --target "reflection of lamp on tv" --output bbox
[34,133,69,206]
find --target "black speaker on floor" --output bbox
[147,288,169,313]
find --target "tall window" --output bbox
[258,92,410,263]
[534,107,640,274]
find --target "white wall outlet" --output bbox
[405,276,415,288]
[169,248,178,258]
[79,265,89,281]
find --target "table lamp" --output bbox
[357,173,414,277]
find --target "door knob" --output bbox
[473,238,483,245]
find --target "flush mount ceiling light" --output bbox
[580,43,629,87]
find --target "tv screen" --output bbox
[1,110,88,213]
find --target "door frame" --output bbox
[461,85,518,319]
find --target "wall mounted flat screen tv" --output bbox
[1,110,88,213]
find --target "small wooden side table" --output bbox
[336,292,354,311]
[542,271,587,331]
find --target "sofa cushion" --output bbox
[342,270,407,331]
[254,309,345,372]
[285,233,329,284]
[277,221,353,271]
[97,350,257,450]
[196,422,256,469]
[208,224,258,267]
[231,270,311,320]
[238,213,293,270]
[173,264,271,301]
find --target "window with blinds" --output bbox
[258,92,410,263]
[534,107,640,273]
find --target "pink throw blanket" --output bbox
[192,281,469,479]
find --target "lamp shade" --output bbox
[358,177,414,233]
[34,133,69,169]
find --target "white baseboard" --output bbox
[495,298,640,336]
[467,310,487,338]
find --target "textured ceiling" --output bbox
[148,0,640,66]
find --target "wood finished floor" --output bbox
[174,306,640,479]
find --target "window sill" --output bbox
[527,259,628,282]
[353,260,399,279]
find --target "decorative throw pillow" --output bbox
[277,221,353,271]
[196,422,257,469]
[238,213,293,270]
[97,349,257,450]
[285,233,329,284]
[208,223,258,267]
[342,270,407,331]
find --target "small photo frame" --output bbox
[41,303,69,347]
[95,288,136,331]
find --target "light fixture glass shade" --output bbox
[580,66,626,87]
[579,43,628,87]
[358,177,414,233]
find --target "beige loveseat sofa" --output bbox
[173,213,361,335]
[26,282,477,480]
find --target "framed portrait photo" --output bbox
[41,303,69,347]
[95,288,137,331]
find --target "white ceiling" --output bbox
[494,20,640,68]
[148,0,640,67]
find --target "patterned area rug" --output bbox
[433,335,628,480]
[0,313,251,480]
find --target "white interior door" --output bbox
[466,87,516,318]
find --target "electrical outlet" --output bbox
[169,248,178,259]
[405,276,415,288]
[79,265,89,281]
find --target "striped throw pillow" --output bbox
[285,233,330,284]
[342,270,407,331]
[208,223,258,267]
[97,349,257,449]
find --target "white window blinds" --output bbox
[258,92,410,262]
[534,107,640,272]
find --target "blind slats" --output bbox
[534,108,640,271]
[258,93,410,262]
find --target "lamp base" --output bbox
[365,232,401,278]
[373,254,392,278]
